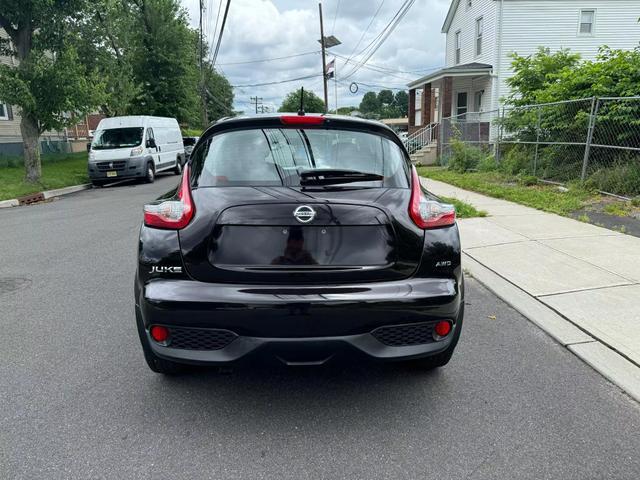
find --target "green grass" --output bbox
[439,196,487,219]
[603,202,635,217]
[0,152,89,201]
[418,167,595,216]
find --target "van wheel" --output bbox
[144,162,155,183]
[174,157,182,175]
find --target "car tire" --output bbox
[135,308,185,375]
[405,307,464,370]
[174,157,182,175]
[144,162,155,183]
[91,180,105,188]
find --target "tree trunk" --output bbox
[21,114,41,183]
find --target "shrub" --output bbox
[478,155,498,172]
[500,145,531,175]
[448,139,491,173]
[517,174,538,186]
[588,159,640,197]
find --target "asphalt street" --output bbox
[1,175,639,479]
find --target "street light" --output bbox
[318,3,341,113]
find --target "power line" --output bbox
[211,0,231,67]
[331,0,341,33]
[342,0,416,80]
[342,0,385,69]
[208,0,224,63]
[217,50,320,66]
[231,73,322,88]
[333,53,442,76]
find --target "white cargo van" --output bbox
[88,116,185,186]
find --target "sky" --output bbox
[180,0,451,113]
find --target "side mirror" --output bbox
[86,143,92,152]
[146,138,157,149]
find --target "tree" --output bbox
[394,90,409,117]
[506,47,581,106]
[378,89,394,106]
[129,0,200,126]
[336,106,358,115]
[204,63,234,121]
[279,88,325,113]
[75,0,142,117]
[359,91,380,114]
[0,1,105,182]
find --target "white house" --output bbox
[407,0,640,135]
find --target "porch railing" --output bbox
[404,122,439,154]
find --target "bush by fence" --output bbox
[439,96,640,196]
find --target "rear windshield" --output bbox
[190,128,409,188]
[92,127,143,150]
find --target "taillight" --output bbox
[143,164,195,229]
[409,166,455,229]
[280,115,325,125]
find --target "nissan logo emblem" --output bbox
[293,205,316,224]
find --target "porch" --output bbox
[406,63,494,151]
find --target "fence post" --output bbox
[533,107,542,176]
[581,96,599,182]
[496,107,504,163]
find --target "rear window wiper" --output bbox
[299,169,384,186]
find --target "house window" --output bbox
[456,92,468,117]
[0,103,9,121]
[579,10,595,35]
[474,90,484,112]
[414,89,423,126]
[475,17,483,56]
[455,31,462,64]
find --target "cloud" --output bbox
[181,0,451,113]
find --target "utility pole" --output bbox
[250,96,263,114]
[199,0,208,128]
[318,2,329,113]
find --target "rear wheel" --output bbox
[173,157,182,175]
[144,162,155,183]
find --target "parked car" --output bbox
[182,136,199,160]
[134,113,463,374]
[88,116,185,186]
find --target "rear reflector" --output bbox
[433,321,452,339]
[280,115,325,125]
[150,325,170,343]
[144,164,195,229]
[409,166,456,229]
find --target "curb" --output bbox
[0,183,92,209]
[463,252,640,403]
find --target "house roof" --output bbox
[442,0,462,33]
[407,63,493,89]
[442,0,508,33]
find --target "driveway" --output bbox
[1,176,639,479]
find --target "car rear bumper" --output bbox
[135,276,463,365]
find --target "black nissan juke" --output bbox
[134,113,464,374]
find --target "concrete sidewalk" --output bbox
[422,177,640,400]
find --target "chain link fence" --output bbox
[439,96,640,197]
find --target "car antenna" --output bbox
[298,87,305,116]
